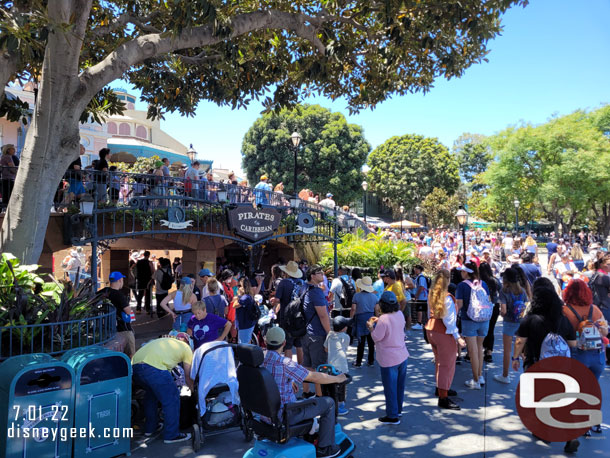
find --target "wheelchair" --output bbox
[234,344,355,458]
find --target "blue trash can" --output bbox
[61,346,132,457]
[0,353,75,458]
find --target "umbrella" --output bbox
[389,220,422,229]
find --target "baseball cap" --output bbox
[332,316,352,332]
[379,291,398,305]
[265,326,286,346]
[326,193,333,198]
[109,271,125,282]
[456,265,474,274]
[379,269,396,280]
[181,277,193,285]
[199,268,213,277]
[261,174,268,180]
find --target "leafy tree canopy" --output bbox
[452,133,491,190]
[479,105,610,234]
[367,134,460,211]
[421,187,460,228]
[241,104,370,204]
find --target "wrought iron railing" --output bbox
[0,306,116,359]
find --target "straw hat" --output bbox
[279,260,302,279]
[356,276,375,293]
[1,144,15,155]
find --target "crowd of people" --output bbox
[97,228,610,456]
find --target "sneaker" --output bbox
[438,397,461,410]
[144,422,163,437]
[337,404,349,415]
[484,354,493,363]
[412,323,423,330]
[435,388,458,397]
[478,376,485,386]
[352,362,362,368]
[493,374,511,384]
[303,391,316,399]
[464,379,481,390]
[367,361,374,367]
[316,444,342,458]
[564,439,580,453]
[378,416,400,424]
[163,433,191,444]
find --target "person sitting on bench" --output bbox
[262,326,347,458]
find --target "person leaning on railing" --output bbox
[1,144,18,207]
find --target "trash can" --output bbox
[61,346,132,458]
[0,353,75,458]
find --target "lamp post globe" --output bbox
[455,207,468,259]
[399,205,404,238]
[291,132,302,197]
[362,180,368,222]
[186,144,196,164]
[514,198,520,234]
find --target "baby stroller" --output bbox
[189,341,253,451]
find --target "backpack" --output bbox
[339,277,356,309]
[160,267,174,290]
[417,274,431,290]
[508,291,527,323]
[566,304,603,351]
[282,284,314,338]
[249,297,262,322]
[464,280,493,322]
[540,321,571,360]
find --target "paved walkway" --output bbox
[129,316,610,457]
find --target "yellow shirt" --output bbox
[132,338,193,371]
[385,281,406,303]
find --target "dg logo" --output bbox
[515,356,603,442]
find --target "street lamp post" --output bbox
[291,131,302,197]
[514,198,520,234]
[415,205,421,232]
[456,206,468,260]
[399,205,404,239]
[186,144,196,164]
[362,180,368,222]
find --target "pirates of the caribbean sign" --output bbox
[227,206,281,242]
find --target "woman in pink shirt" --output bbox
[367,291,409,425]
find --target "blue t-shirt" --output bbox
[188,313,228,349]
[236,294,257,330]
[303,286,329,336]
[455,280,490,321]
[204,294,228,317]
[518,263,542,287]
[546,242,558,256]
[372,279,385,300]
[352,291,378,315]
[415,274,429,301]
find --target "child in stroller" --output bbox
[187,340,253,450]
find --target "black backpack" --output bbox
[282,284,314,338]
[416,274,431,290]
[160,267,174,290]
[339,277,356,309]
[249,297,262,322]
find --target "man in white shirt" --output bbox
[502,234,514,260]
[319,193,336,209]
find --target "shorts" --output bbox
[461,318,489,337]
[302,335,327,369]
[502,320,520,337]
[283,330,302,350]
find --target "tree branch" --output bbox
[80,10,328,99]
[91,11,161,37]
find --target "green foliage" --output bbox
[242,104,370,204]
[421,188,460,228]
[110,155,161,174]
[368,134,460,210]
[479,105,610,233]
[319,230,420,271]
[452,133,492,190]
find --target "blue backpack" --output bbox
[508,292,527,322]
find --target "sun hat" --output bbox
[279,260,303,279]
[356,276,375,293]
[456,265,474,274]
[265,326,286,346]
[1,144,15,155]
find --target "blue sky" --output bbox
[131,0,610,173]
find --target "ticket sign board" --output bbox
[227,206,281,242]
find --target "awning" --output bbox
[389,220,422,229]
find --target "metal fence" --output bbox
[0,307,116,360]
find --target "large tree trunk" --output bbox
[0,0,89,263]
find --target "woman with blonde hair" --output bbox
[425,269,466,409]
[523,235,538,257]
[570,243,585,272]
[160,277,197,331]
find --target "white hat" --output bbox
[279,261,303,279]
[356,276,375,293]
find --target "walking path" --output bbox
[129,317,609,457]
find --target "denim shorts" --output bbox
[502,320,520,337]
[461,318,490,337]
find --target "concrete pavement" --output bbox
[128,317,610,457]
